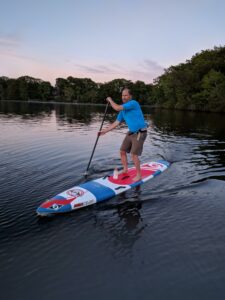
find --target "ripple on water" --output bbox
[1,103,225,299]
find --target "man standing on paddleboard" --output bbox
[99,88,147,182]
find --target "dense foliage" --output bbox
[153,46,225,112]
[0,76,53,101]
[1,46,225,112]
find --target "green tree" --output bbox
[201,70,225,111]
[0,77,9,100]
[152,45,225,112]
[97,78,133,102]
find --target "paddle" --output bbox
[84,102,109,177]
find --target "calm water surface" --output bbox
[0,101,225,300]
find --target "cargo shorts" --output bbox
[120,131,147,156]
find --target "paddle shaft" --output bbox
[85,102,109,175]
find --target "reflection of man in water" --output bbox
[118,198,142,230]
[99,88,147,182]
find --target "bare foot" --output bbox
[119,169,128,175]
[132,175,142,182]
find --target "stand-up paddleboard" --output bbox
[36,160,170,216]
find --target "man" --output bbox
[99,88,147,182]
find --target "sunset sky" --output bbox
[1,0,225,84]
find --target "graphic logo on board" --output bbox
[67,188,84,199]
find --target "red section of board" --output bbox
[108,165,155,185]
[41,198,73,208]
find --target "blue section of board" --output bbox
[52,195,66,200]
[153,170,162,176]
[129,180,144,188]
[129,168,162,188]
[157,160,170,167]
[80,181,116,202]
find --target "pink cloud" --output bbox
[0,38,165,85]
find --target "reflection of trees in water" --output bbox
[0,101,116,126]
[55,104,101,125]
[1,101,224,181]
[192,140,225,181]
[152,109,225,138]
[150,109,225,181]
[0,100,148,128]
[54,104,119,127]
[0,101,52,119]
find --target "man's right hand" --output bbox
[98,129,107,136]
[106,97,112,103]
[98,120,120,136]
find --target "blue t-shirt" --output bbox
[116,100,146,132]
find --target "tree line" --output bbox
[1,46,225,112]
[0,76,153,105]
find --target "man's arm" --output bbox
[99,120,120,136]
[106,97,123,111]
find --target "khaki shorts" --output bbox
[120,131,147,156]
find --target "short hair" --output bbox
[122,87,132,96]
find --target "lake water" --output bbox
[0,101,225,300]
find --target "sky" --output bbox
[0,0,225,84]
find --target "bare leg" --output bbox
[120,150,128,173]
[131,154,142,181]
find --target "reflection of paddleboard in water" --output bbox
[36,160,170,217]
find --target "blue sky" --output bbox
[0,0,225,84]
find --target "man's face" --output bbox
[122,90,132,103]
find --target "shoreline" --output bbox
[0,99,224,114]
[0,99,155,108]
